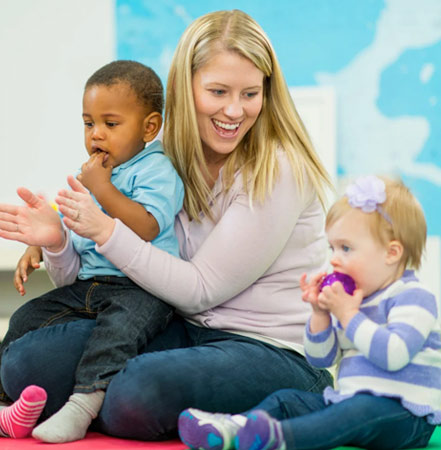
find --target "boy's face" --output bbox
[326,209,397,297]
[82,83,149,168]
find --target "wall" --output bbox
[0,0,115,270]
[1,0,440,305]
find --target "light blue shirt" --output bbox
[72,140,184,279]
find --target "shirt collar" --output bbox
[112,140,163,175]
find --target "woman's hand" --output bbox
[0,188,65,252]
[56,175,115,246]
[14,246,43,296]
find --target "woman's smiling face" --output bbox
[192,49,264,163]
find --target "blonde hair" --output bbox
[326,178,427,270]
[164,9,332,221]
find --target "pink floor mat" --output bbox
[0,432,186,449]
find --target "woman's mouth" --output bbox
[212,119,241,137]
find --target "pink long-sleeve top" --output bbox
[43,150,327,352]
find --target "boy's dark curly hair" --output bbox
[85,60,163,113]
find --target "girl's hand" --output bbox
[14,246,43,296]
[301,272,332,333]
[318,282,364,328]
[300,271,329,313]
[0,187,65,252]
[56,175,115,246]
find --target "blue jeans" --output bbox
[0,276,173,398]
[254,388,435,449]
[1,316,332,441]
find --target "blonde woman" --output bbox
[0,10,333,441]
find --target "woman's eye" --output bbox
[245,92,258,98]
[106,122,117,128]
[84,122,93,128]
[211,89,225,96]
[342,245,350,252]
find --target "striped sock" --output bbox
[0,385,47,438]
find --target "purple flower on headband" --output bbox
[345,176,386,213]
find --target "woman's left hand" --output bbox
[56,175,115,246]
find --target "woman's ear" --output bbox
[386,240,404,265]
[143,111,163,143]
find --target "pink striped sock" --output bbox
[0,385,47,438]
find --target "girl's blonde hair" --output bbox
[164,9,332,221]
[326,178,427,270]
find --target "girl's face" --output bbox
[326,209,398,297]
[192,49,264,164]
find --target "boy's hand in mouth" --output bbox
[77,151,113,194]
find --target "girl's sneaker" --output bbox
[178,408,247,450]
[235,410,286,450]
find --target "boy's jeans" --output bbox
[1,317,333,439]
[0,276,173,399]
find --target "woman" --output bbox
[0,9,333,441]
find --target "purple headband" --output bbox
[345,176,392,224]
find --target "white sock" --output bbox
[32,390,105,443]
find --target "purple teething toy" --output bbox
[320,272,356,295]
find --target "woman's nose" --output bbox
[223,98,243,119]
